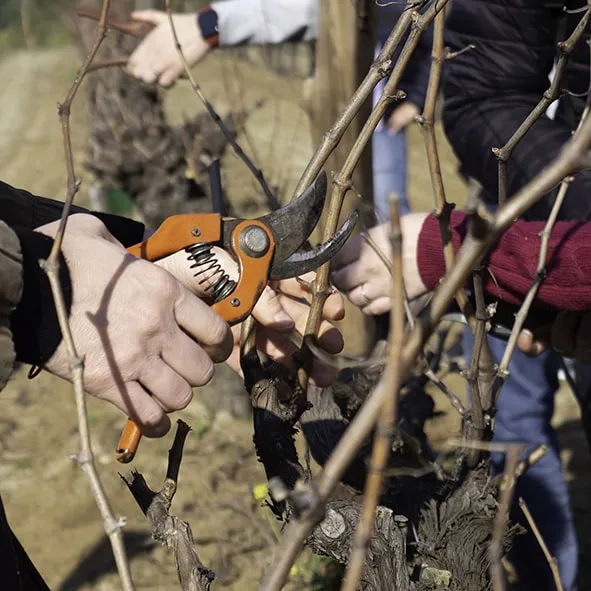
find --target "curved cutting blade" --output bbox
[269,210,359,280]
[259,171,328,262]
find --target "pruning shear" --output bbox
[116,172,358,463]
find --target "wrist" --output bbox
[197,6,219,48]
[10,227,72,367]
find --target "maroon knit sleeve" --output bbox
[416,211,591,311]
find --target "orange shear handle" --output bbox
[116,215,274,463]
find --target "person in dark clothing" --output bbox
[441,2,591,589]
[0,181,344,588]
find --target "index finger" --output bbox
[274,274,345,321]
[174,287,233,362]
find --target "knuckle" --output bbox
[175,384,193,410]
[195,358,215,386]
[208,315,231,347]
[153,268,180,300]
[137,406,164,430]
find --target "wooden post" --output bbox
[304,0,376,356]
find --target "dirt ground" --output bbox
[0,45,590,591]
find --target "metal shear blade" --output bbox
[270,210,358,279]
[220,171,358,279]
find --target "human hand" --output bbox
[386,101,420,135]
[517,310,591,363]
[37,215,232,437]
[127,10,210,87]
[331,214,429,315]
[159,248,345,386]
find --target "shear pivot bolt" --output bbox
[239,225,270,258]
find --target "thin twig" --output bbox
[258,105,591,591]
[341,198,405,591]
[515,444,547,478]
[164,0,280,211]
[490,446,523,591]
[518,497,564,591]
[493,7,591,203]
[462,269,488,466]
[416,10,472,314]
[41,1,134,589]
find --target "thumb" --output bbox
[131,10,168,25]
[252,285,296,332]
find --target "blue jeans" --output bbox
[372,126,410,220]
[464,330,578,590]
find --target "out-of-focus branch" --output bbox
[40,1,134,589]
[259,104,591,591]
[341,198,405,591]
[164,0,280,211]
[493,7,591,203]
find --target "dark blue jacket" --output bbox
[442,0,591,221]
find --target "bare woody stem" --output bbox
[340,199,405,591]
[415,7,492,432]
[258,107,591,591]
[417,10,496,460]
[518,497,564,591]
[164,0,280,211]
[462,269,488,466]
[42,1,134,589]
[489,446,522,591]
[298,0,450,392]
[493,7,591,203]
[417,10,465,298]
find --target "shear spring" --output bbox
[186,243,236,302]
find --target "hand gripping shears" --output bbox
[117,172,357,462]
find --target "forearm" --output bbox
[212,0,318,46]
[417,211,591,311]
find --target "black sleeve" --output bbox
[10,227,71,367]
[0,180,146,246]
[441,0,591,222]
[1,180,146,366]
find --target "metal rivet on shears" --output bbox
[191,227,201,237]
[231,298,240,307]
[239,225,270,258]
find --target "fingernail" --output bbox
[274,311,295,330]
[318,328,344,354]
